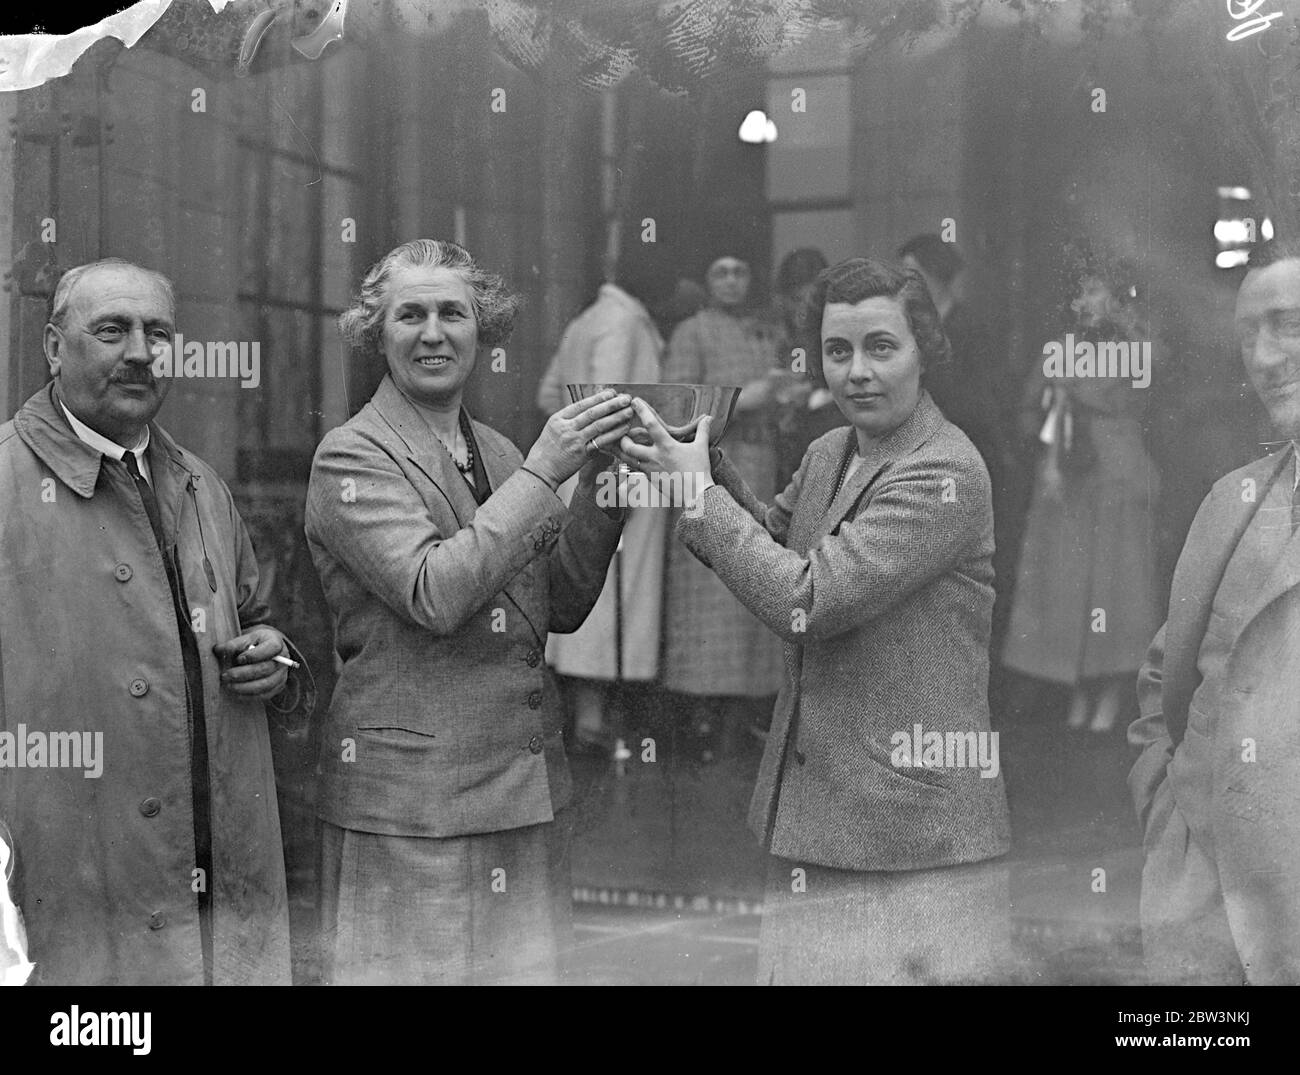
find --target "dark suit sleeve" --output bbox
[1128,624,1174,831]
[219,485,314,714]
[678,450,988,644]
[305,428,570,636]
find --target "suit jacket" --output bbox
[678,391,1012,871]
[1128,446,1300,982]
[304,375,623,838]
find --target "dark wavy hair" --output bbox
[338,239,522,359]
[800,257,951,386]
[1247,236,1300,271]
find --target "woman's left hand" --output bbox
[615,398,714,505]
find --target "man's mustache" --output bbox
[111,368,157,386]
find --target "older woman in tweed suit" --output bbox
[621,258,1012,983]
[305,240,633,984]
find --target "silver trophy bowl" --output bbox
[565,382,742,446]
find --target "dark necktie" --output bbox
[121,450,166,549]
[120,448,215,983]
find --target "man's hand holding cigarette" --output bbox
[213,626,292,700]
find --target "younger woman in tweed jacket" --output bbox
[620,257,1012,984]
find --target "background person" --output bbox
[1003,253,1161,734]
[535,245,675,759]
[659,248,786,761]
[770,247,844,493]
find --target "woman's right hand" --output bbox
[523,389,634,489]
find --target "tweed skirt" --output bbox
[759,854,1013,985]
[318,811,574,985]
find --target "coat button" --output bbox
[528,734,544,754]
[128,678,149,697]
[527,690,542,709]
[148,911,167,930]
[525,649,541,668]
[139,797,161,818]
[113,563,133,582]
[794,749,806,766]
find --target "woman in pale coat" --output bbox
[534,249,674,756]
[620,258,1012,983]
[305,239,633,984]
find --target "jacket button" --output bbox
[113,563,133,582]
[128,678,149,697]
[794,749,806,766]
[527,690,542,709]
[139,797,161,818]
[528,734,544,754]
[525,649,541,668]
[148,911,167,930]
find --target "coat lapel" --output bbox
[1162,447,1290,744]
[370,376,479,527]
[786,431,843,555]
[1235,446,1300,635]
[15,382,107,498]
[810,391,946,545]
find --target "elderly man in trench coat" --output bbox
[1129,237,1300,984]
[0,258,307,985]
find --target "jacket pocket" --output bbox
[354,724,438,740]
[859,737,953,789]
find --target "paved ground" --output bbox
[284,675,1152,984]
[564,674,1148,985]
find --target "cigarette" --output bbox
[244,643,301,669]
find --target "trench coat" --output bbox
[0,382,299,985]
[677,392,1012,871]
[1128,446,1300,983]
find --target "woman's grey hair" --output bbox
[339,239,522,357]
[49,258,175,328]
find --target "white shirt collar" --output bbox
[59,400,152,484]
